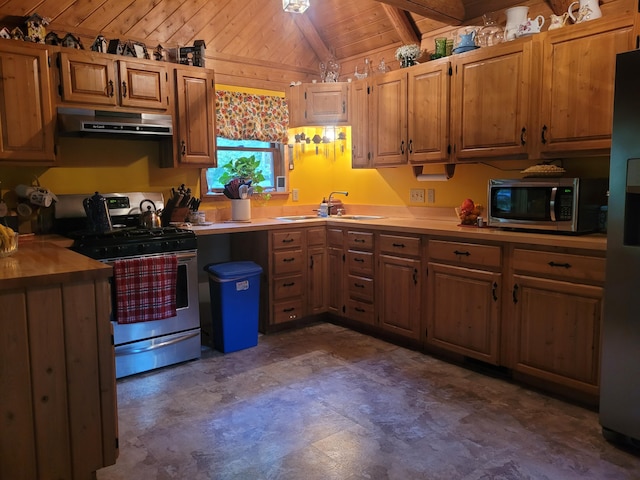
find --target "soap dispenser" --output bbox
[319,198,329,217]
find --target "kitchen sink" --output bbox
[333,215,386,220]
[274,215,319,221]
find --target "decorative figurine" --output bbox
[45,31,61,45]
[91,35,108,52]
[61,33,83,49]
[25,13,49,43]
[10,27,25,41]
[0,27,11,40]
[107,39,124,55]
[153,44,166,61]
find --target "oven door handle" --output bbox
[115,330,200,356]
[549,187,557,222]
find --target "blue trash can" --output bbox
[205,261,263,353]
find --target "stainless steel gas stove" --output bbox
[55,192,201,378]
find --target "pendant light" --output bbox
[283,0,310,13]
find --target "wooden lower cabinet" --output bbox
[345,230,376,325]
[327,227,345,316]
[506,247,605,397]
[307,226,327,316]
[379,254,421,340]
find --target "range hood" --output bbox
[57,107,173,138]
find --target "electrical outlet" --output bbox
[427,188,435,204]
[292,188,299,202]
[410,188,425,203]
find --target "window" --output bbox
[202,138,284,197]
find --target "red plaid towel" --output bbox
[113,255,178,324]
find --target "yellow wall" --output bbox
[0,83,610,214]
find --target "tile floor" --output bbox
[97,323,640,480]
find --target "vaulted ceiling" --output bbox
[0,0,620,91]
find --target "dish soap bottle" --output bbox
[319,198,329,217]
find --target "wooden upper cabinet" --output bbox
[371,69,407,167]
[57,51,169,111]
[304,83,349,124]
[539,15,635,156]
[350,79,371,168]
[408,60,451,164]
[174,67,216,166]
[451,39,533,160]
[0,41,55,164]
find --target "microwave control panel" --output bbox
[556,187,574,221]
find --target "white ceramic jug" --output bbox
[548,12,569,30]
[568,0,602,23]
[505,6,529,41]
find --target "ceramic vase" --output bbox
[505,6,529,41]
[230,199,251,221]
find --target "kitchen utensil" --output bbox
[83,192,113,233]
[139,199,162,228]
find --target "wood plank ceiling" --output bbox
[0,0,621,91]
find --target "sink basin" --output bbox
[333,215,386,220]
[274,215,319,221]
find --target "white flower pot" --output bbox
[230,199,251,221]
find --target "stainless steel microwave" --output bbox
[487,178,608,233]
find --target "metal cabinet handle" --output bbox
[392,243,405,248]
[354,283,365,288]
[282,238,294,243]
[355,307,365,313]
[354,238,365,243]
[283,257,295,262]
[342,100,346,114]
[181,140,186,156]
[108,80,114,97]
[453,250,470,256]
[309,255,314,268]
[548,261,571,269]
[283,282,295,287]
[520,127,526,146]
[408,139,413,154]
[492,282,498,302]
[283,307,295,313]
[354,257,365,263]
[121,80,127,97]
[541,125,548,144]
[413,268,418,285]
[512,284,519,304]
[400,140,405,154]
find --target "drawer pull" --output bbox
[512,284,519,304]
[520,126,526,146]
[492,282,498,302]
[283,307,296,313]
[541,124,548,144]
[121,80,127,97]
[354,257,365,263]
[392,243,405,248]
[309,255,314,269]
[108,80,114,97]
[355,307,366,313]
[354,283,365,288]
[354,238,366,243]
[283,257,295,262]
[548,261,571,269]
[453,250,471,256]
[413,268,418,285]
[283,282,295,287]
[282,238,294,243]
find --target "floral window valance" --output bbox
[216,90,289,143]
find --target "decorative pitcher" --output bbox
[548,12,569,30]
[505,6,529,41]
[568,0,602,23]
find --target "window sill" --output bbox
[202,191,290,202]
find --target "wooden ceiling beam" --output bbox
[373,0,464,24]
[381,5,420,45]
[293,13,333,61]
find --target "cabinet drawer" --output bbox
[272,274,304,300]
[346,298,375,325]
[273,299,304,324]
[347,230,374,250]
[272,230,303,250]
[347,250,374,275]
[379,234,421,257]
[307,227,326,247]
[327,228,344,247]
[512,249,605,283]
[429,240,501,269]
[347,274,374,302]
[273,250,304,275]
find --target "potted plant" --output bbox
[395,44,423,68]
[219,155,270,221]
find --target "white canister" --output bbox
[230,199,251,221]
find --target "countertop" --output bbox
[0,238,112,290]
[187,216,607,252]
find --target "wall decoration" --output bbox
[132,41,149,59]
[25,13,49,43]
[179,40,206,67]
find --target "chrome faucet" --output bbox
[327,191,348,215]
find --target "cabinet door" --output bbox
[0,43,55,163]
[118,60,169,110]
[327,246,344,316]
[408,61,451,164]
[371,69,407,167]
[427,262,501,364]
[304,83,349,124]
[510,274,602,395]
[378,255,421,340]
[539,15,634,155]
[175,68,216,166]
[307,247,327,315]
[58,51,117,106]
[452,40,532,160]
[351,79,371,168]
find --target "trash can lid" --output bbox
[206,261,263,279]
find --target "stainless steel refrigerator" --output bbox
[600,48,640,447]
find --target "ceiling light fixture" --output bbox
[283,0,310,13]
